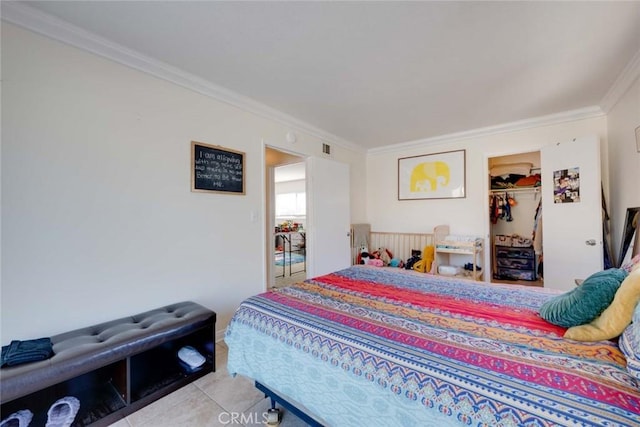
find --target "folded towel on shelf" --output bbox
[1,337,54,367]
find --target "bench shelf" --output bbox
[1,302,216,427]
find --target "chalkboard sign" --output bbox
[191,141,245,194]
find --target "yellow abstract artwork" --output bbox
[410,161,451,192]
[398,150,465,200]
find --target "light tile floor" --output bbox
[108,342,307,427]
[274,264,306,289]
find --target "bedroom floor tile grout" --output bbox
[274,265,307,288]
[108,342,307,427]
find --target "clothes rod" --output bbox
[490,187,540,193]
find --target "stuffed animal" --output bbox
[423,245,435,273]
[360,251,371,265]
[360,251,383,267]
[413,246,435,273]
[405,249,422,270]
[357,246,369,265]
[378,247,392,266]
[412,259,425,272]
[371,247,393,266]
[389,258,404,268]
[367,259,384,267]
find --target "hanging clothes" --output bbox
[490,195,499,224]
[532,199,543,252]
[504,193,513,222]
[532,199,543,278]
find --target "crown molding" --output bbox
[1,2,364,153]
[368,106,605,155]
[600,47,640,113]
[3,2,632,156]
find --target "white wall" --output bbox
[606,76,640,265]
[1,24,366,343]
[491,193,541,241]
[366,117,608,270]
[2,21,634,344]
[275,179,306,195]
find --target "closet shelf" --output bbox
[490,187,540,194]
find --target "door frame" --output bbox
[264,144,307,289]
[483,149,541,283]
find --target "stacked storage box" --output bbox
[494,235,536,281]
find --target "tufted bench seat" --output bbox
[1,301,216,405]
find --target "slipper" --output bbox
[45,396,80,427]
[177,345,205,368]
[0,409,33,427]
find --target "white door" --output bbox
[306,157,351,277]
[541,135,603,291]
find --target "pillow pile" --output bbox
[564,266,640,342]
[620,300,640,382]
[539,268,628,328]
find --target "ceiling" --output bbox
[274,162,305,184]
[12,1,640,150]
[266,147,305,182]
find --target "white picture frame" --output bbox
[398,149,466,200]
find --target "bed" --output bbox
[225,266,640,426]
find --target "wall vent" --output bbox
[322,143,331,155]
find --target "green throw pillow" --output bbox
[539,268,628,328]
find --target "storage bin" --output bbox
[496,257,535,270]
[494,235,512,247]
[438,265,458,276]
[511,235,533,247]
[496,268,536,281]
[496,247,535,259]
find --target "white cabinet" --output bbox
[435,237,484,280]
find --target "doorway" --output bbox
[488,152,544,287]
[265,147,306,288]
[274,162,307,288]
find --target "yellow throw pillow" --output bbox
[565,265,640,342]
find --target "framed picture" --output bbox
[398,149,466,200]
[191,141,245,195]
[635,125,640,153]
[553,167,580,203]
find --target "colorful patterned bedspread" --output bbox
[226,266,640,426]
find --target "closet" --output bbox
[488,152,543,286]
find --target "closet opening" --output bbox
[488,152,543,287]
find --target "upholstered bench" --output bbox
[1,301,216,426]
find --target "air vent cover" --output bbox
[322,143,331,155]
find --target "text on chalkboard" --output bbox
[191,141,245,194]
